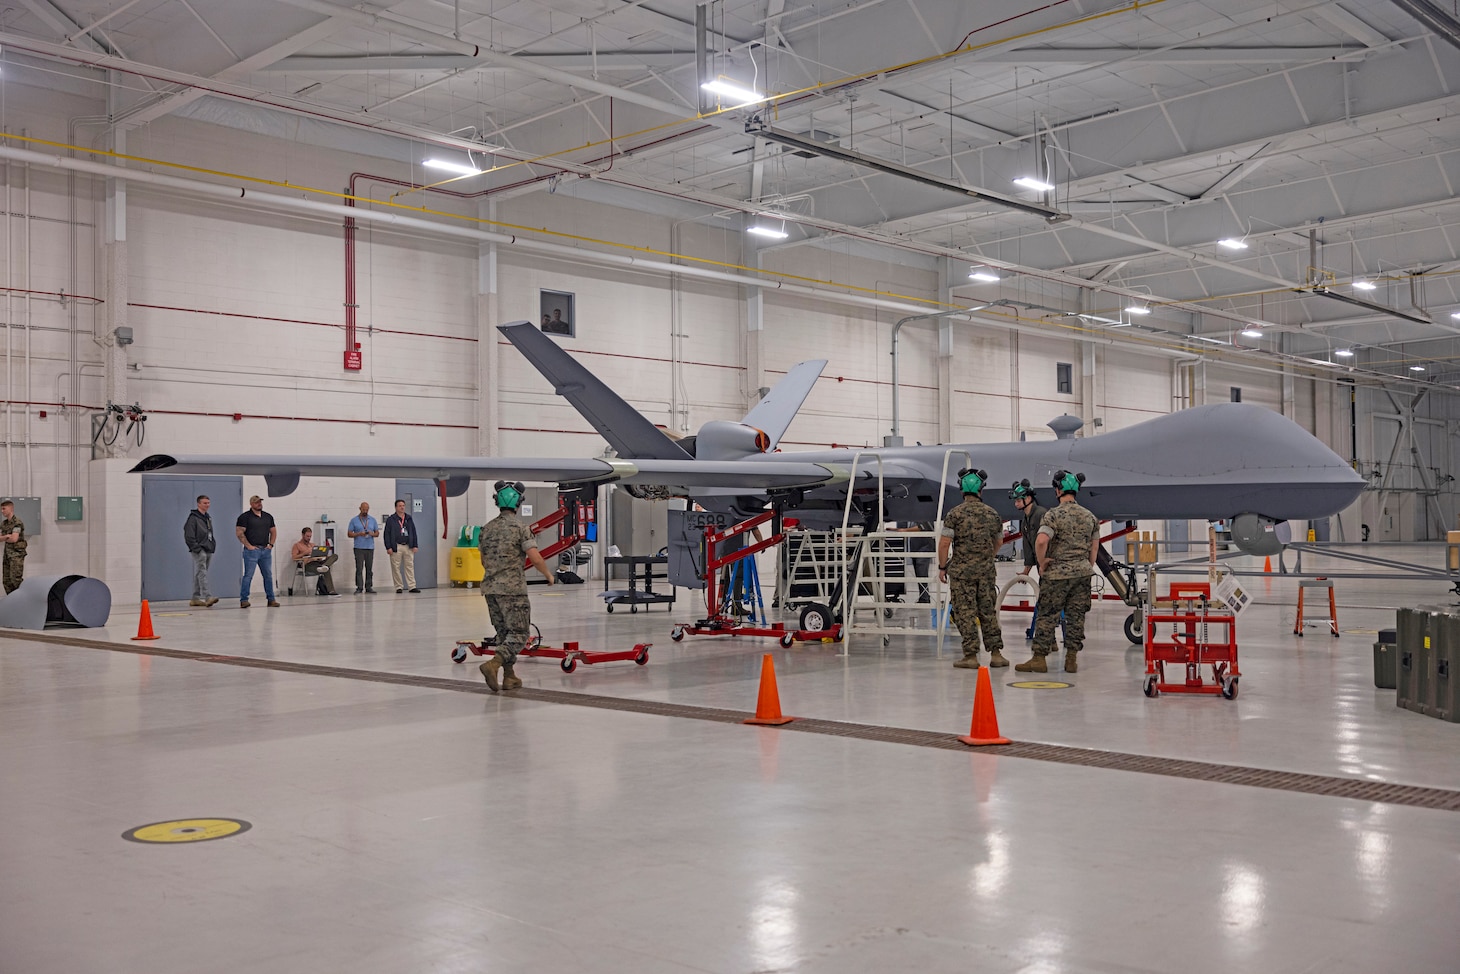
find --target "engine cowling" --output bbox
[693,421,771,461]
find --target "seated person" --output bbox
[290,527,340,596]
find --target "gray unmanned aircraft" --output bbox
[133,320,1364,635]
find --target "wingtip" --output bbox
[129,454,178,473]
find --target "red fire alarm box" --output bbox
[344,350,362,371]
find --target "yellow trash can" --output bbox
[449,546,484,587]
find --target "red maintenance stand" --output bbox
[452,631,650,673]
[670,509,843,647]
[1142,582,1240,699]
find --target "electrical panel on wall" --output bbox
[5,497,42,536]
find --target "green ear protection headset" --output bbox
[1008,478,1036,502]
[494,480,526,509]
[956,467,988,495]
[1052,469,1086,495]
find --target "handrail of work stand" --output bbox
[838,451,886,648]
[932,448,973,658]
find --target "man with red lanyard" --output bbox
[384,498,420,593]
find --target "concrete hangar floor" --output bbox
[1,549,1456,974]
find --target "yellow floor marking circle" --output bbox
[122,818,251,844]
[1007,681,1073,689]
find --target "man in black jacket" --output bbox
[384,498,420,593]
[184,495,220,607]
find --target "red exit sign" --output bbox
[344,350,362,371]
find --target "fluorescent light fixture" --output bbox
[1335,348,1355,357]
[747,223,788,240]
[1241,328,1263,338]
[969,270,1001,283]
[1451,311,1460,320]
[1352,280,1377,291]
[1125,304,1151,315]
[1217,238,1248,250]
[1014,176,1054,192]
[1410,364,1426,372]
[423,158,481,176]
[701,79,765,105]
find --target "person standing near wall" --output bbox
[1017,471,1099,674]
[1010,480,1047,639]
[347,501,378,594]
[1,499,28,595]
[936,469,1009,670]
[477,481,555,692]
[384,498,419,593]
[184,494,219,607]
[236,494,279,608]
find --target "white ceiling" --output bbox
[5,0,1460,383]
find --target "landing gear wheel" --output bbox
[634,646,649,665]
[1124,611,1144,645]
[561,657,577,673]
[1221,676,1239,700]
[670,626,685,642]
[630,605,638,614]
[606,603,614,613]
[779,633,795,648]
[451,644,470,664]
[799,602,831,633]
[1142,675,1159,698]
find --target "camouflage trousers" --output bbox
[949,572,1003,656]
[2,551,24,594]
[485,593,532,666]
[1032,575,1092,657]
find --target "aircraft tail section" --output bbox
[742,359,827,449]
[500,321,691,461]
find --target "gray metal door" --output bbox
[395,479,438,589]
[142,475,244,602]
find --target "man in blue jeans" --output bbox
[235,494,279,608]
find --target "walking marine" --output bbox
[477,480,555,692]
[1,499,27,595]
[1017,470,1100,674]
[937,468,1007,670]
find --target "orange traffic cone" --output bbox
[1263,556,1272,573]
[958,666,1010,746]
[744,654,794,725]
[131,600,161,641]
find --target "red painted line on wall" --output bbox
[131,302,478,343]
[498,426,600,435]
[497,340,743,371]
[146,408,478,430]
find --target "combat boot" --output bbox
[1064,651,1078,673]
[1014,654,1048,673]
[987,650,1010,667]
[502,663,523,690]
[952,653,980,669]
[479,657,502,692]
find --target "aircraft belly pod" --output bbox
[132,321,1364,548]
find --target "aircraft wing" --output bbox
[499,320,691,461]
[129,453,855,496]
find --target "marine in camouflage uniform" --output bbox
[938,471,1007,669]
[1018,473,1099,674]
[1,502,27,595]
[477,482,555,692]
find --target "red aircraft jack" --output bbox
[452,627,650,673]
[670,510,843,648]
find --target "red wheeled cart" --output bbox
[1142,582,1240,699]
[671,510,843,648]
[452,631,650,673]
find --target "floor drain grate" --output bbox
[10,630,1460,813]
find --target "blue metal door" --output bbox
[141,475,244,602]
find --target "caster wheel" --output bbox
[780,633,795,648]
[1142,676,1159,698]
[561,657,577,673]
[1221,676,1239,700]
[631,605,638,614]
[832,631,844,644]
[670,627,685,642]
[451,644,469,664]
[607,604,614,613]
[634,646,649,665]
[883,608,894,619]
[1123,611,1144,645]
